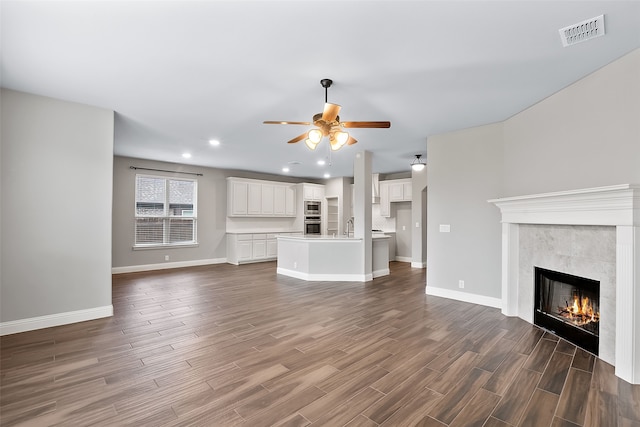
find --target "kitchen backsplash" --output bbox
[372,204,396,232]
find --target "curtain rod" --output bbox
[130,166,203,177]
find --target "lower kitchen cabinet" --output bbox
[266,235,278,258]
[227,232,294,265]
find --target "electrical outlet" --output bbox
[293,261,297,269]
[165,255,170,261]
[458,280,465,289]
[416,222,420,227]
[402,225,406,230]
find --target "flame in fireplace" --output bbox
[559,295,600,326]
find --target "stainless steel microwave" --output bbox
[304,201,321,215]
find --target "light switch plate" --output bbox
[439,224,451,232]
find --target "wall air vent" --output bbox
[559,15,605,47]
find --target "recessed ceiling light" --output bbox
[209,139,220,146]
[323,173,331,178]
[317,159,326,166]
[282,167,290,173]
[182,153,192,159]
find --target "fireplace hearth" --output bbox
[534,267,600,355]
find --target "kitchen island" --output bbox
[276,234,389,282]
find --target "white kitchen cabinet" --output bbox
[228,233,285,264]
[247,183,262,215]
[274,185,286,215]
[380,179,411,217]
[389,182,403,202]
[227,178,296,217]
[388,179,412,202]
[227,233,254,264]
[403,182,412,201]
[303,184,325,201]
[237,241,253,261]
[252,234,267,259]
[285,186,296,216]
[266,234,278,258]
[261,185,274,215]
[228,180,248,216]
[379,181,390,217]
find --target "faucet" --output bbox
[345,217,354,237]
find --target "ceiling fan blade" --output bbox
[341,121,391,128]
[346,135,358,145]
[287,132,308,144]
[322,103,341,122]
[263,121,311,125]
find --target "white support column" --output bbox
[353,151,372,280]
[615,225,640,384]
[501,222,520,317]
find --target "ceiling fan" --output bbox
[263,79,391,151]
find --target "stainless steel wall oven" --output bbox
[304,216,321,235]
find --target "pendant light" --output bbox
[411,154,425,171]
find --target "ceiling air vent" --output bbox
[559,15,605,47]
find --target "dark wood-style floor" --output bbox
[1,261,639,426]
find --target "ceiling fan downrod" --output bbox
[320,78,333,103]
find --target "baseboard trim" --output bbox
[425,286,502,309]
[112,258,227,274]
[0,305,114,336]
[395,256,412,263]
[411,261,426,269]
[373,268,390,278]
[277,268,371,282]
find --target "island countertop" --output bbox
[277,234,389,241]
[277,233,390,281]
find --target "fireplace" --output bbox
[489,184,640,384]
[534,267,600,355]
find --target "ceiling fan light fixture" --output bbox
[335,130,349,146]
[411,154,425,171]
[264,78,390,152]
[305,139,319,150]
[308,128,323,144]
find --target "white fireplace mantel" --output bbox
[489,184,640,384]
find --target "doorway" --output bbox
[394,201,412,262]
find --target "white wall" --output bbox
[112,156,228,270]
[394,202,412,260]
[427,123,505,300]
[503,49,640,195]
[427,48,640,304]
[1,89,114,332]
[411,166,427,267]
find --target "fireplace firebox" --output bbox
[534,267,600,355]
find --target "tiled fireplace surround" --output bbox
[490,184,639,385]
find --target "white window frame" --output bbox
[133,174,198,249]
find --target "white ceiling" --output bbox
[2,1,639,179]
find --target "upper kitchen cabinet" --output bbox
[388,179,412,202]
[303,183,325,201]
[380,178,411,217]
[380,181,390,217]
[227,177,296,217]
[229,179,249,215]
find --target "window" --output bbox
[134,175,197,247]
